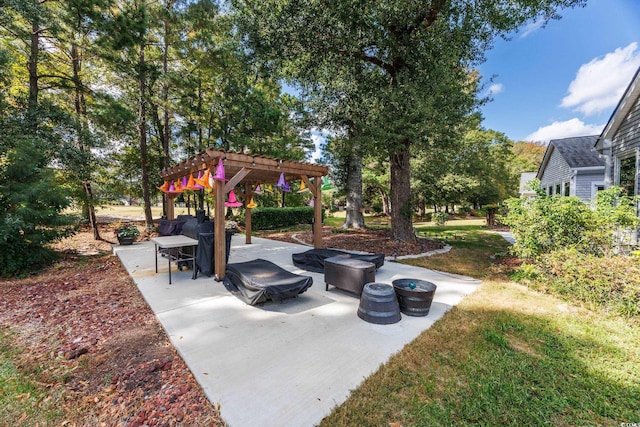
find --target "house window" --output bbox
[619,156,636,195]
[591,182,605,199]
[564,182,570,196]
[555,184,561,195]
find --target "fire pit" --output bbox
[392,279,437,317]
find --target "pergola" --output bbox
[159,149,330,279]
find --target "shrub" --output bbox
[529,248,640,318]
[501,194,595,259]
[432,211,448,226]
[0,140,76,277]
[251,207,321,230]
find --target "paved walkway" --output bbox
[114,235,481,427]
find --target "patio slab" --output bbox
[114,235,480,427]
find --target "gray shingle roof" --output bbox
[551,135,604,168]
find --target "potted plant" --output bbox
[114,223,140,245]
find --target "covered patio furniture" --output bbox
[292,248,385,273]
[223,259,313,305]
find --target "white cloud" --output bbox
[519,18,546,39]
[561,42,640,116]
[486,83,504,96]
[525,118,605,143]
[308,128,333,161]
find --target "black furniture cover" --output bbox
[292,248,385,273]
[195,230,233,277]
[223,259,313,305]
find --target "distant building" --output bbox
[519,172,537,198]
[536,135,605,202]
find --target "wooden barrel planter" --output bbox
[392,279,437,317]
[357,283,401,324]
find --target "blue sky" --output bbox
[478,0,640,143]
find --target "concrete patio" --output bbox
[114,234,481,427]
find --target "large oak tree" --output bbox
[233,0,585,241]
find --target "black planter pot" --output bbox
[118,236,135,245]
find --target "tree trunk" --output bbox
[161,2,172,218]
[71,42,101,240]
[380,186,390,216]
[389,141,415,242]
[27,10,40,129]
[342,139,365,229]
[138,44,154,229]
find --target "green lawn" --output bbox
[320,225,640,426]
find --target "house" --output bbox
[519,172,537,198]
[595,66,640,198]
[536,135,605,202]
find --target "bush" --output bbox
[527,248,640,318]
[251,207,321,230]
[432,211,448,226]
[501,194,595,259]
[502,186,639,259]
[0,140,76,277]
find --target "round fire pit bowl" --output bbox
[357,283,401,325]
[392,279,437,317]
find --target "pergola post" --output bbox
[214,178,226,280]
[166,194,175,220]
[313,177,322,248]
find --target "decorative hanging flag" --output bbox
[225,190,243,207]
[182,176,188,188]
[212,159,226,182]
[298,180,309,193]
[167,181,176,193]
[283,181,291,192]
[254,184,262,194]
[276,172,285,189]
[246,197,257,209]
[321,176,333,190]
[265,184,274,193]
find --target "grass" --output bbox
[320,224,640,426]
[0,331,64,425]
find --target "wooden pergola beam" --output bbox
[159,149,329,280]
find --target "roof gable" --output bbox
[596,66,640,149]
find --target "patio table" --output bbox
[151,235,198,284]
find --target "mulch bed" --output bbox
[259,226,444,257]
[0,248,225,426]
